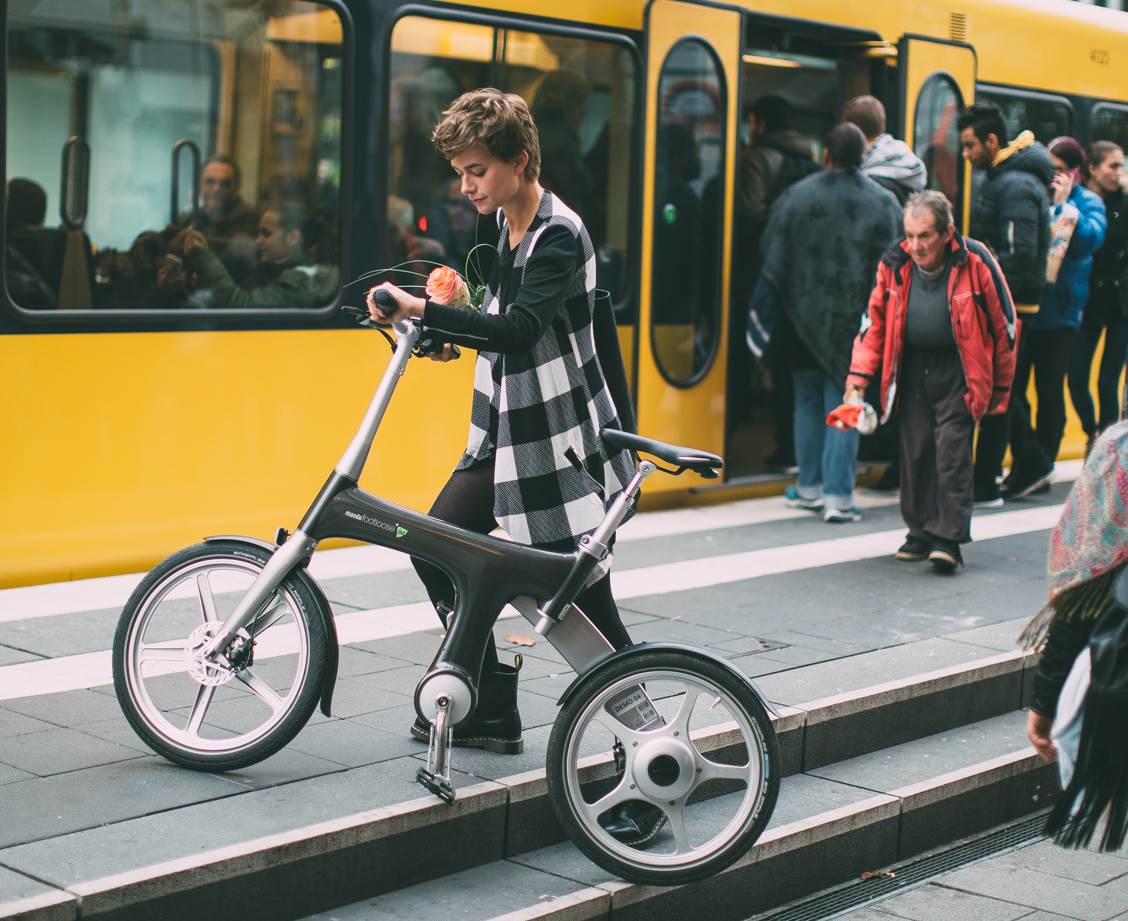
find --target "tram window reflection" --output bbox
[1092,104,1128,159]
[4,0,344,312]
[913,74,964,218]
[386,16,637,319]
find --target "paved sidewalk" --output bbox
[838,838,1128,921]
[0,465,1086,918]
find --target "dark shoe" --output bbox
[410,659,523,754]
[896,537,930,561]
[1000,464,1054,501]
[973,485,1004,509]
[928,540,963,573]
[598,800,668,846]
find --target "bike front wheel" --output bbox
[112,540,328,771]
[546,646,780,886]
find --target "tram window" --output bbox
[1092,104,1128,154]
[5,0,344,314]
[387,17,637,319]
[650,39,726,385]
[913,74,964,215]
[977,89,1072,145]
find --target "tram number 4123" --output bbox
[1090,48,1110,66]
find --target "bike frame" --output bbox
[200,318,652,718]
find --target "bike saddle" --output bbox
[600,428,723,478]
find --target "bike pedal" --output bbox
[416,766,456,804]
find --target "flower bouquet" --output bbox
[359,242,491,314]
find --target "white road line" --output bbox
[0,495,900,624]
[0,504,1061,702]
[0,457,1083,624]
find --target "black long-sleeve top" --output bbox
[421,224,575,354]
[1030,615,1097,718]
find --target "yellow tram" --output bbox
[3,0,1126,586]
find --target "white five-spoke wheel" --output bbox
[546,647,780,885]
[112,541,328,771]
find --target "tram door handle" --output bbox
[60,135,90,230]
[171,139,202,227]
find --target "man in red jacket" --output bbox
[845,190,1017,572]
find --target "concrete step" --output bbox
[299,711,1055,921]
[0,623,1041,921]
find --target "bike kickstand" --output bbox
[416,694,456,804]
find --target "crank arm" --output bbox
[416,694,456,804]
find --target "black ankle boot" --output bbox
[410,657,523,754]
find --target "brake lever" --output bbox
[341,305,396,352]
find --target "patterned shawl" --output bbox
[1021,421,1128,647]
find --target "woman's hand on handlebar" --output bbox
[367,282,424,324]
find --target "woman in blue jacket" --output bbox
[1005,136,1107,497]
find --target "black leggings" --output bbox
[410,458,633,675]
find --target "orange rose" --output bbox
[425,266,470,307]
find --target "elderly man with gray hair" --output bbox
[845,190,1017,572]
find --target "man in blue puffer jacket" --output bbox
[1005,136,1107,498]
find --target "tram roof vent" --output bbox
[949,12,968,42]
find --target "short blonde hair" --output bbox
[432,88,541,182]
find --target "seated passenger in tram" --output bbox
[182,204,338,309]
[5,178,58,308]
[182,155,260,287]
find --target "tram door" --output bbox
[899,36,977,230]
[636,0,741,492]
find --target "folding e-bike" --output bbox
[112,300,780,884]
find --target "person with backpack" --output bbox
[1023,421,1128,851]
[845,191,1016,572]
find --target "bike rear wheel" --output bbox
[546,647,780,885]
[112,540,328,771]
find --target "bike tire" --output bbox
[545,646,780,886]
[112,540,328,772]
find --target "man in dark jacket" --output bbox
[958,102,1054,505]
[183,205,336,309]
[760,123,901,523]
[846,191,1016,572]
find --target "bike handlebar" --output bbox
[340,300,461,360]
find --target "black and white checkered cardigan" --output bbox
[456,191,635,552]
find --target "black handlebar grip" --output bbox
[373,288,397,315]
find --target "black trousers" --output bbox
[1009,327,1077,472]
[973,321,1033,490]
[410,458,632,676]
[900,350,974,544]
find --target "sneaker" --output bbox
[928,540,963,573]
[1000,464,1054,501]
[824,506,862,524]
[896,537,930,561]
[784,485,824,511]
[973,485,1004,508]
